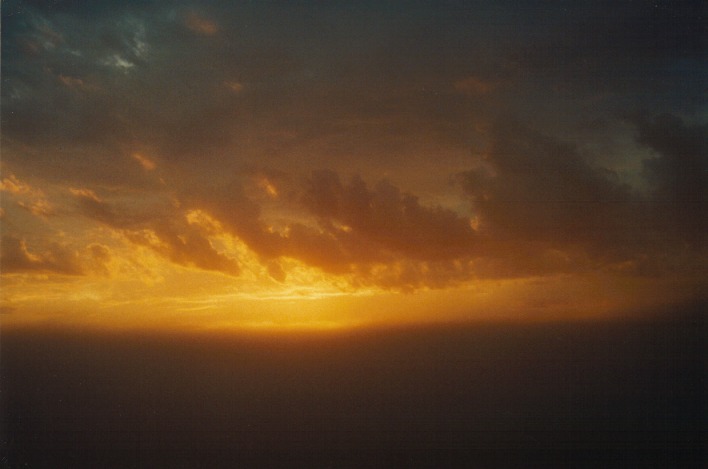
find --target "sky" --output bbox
[1,0,706,330]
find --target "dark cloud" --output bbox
[461,120,634,244]
[636,113,707,244]
[637,114,707,203]
[459,117,708,277]
[0,0,498,184]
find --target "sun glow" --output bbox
[2,248,697,334]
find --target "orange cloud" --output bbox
[2,174,53,217]
[126,222,240,275]
[224,81,245,94]
[1,175,34,195]
[257,177,279,198]
[131,152,157,171]
[184,171,483,289]
[18,199,54,217]
[1,235,82,275]
[70,187,120,225]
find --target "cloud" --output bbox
[182,170,482,288]
[2,1,704,294]
[70,188,122,226]
[300,170,479,261]
[195,170,482,270]
[635,113,707,244]
[460,120,633,245]
[223,81,244,94]
[18,199,54,217]
[2,174,54,217]
[87,243,112,276]
[69,187,240,275]
[458,117,708,278]
[131,152,157,171]
[126,221,241,275]
[184,177,281,260]
[637,114,707,203]
[1,235,82,275]
[0,175,34,195]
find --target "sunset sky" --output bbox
[1,0,706,330]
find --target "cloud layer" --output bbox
[1,0,706,298]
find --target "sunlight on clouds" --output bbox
[257,177,279,198]
[1,1,705,334]
[68,187,101,201]
[224,81,245,94]
[185,209,223,232]
[130,152,157,171]
[2,156,705,332]
[18,199,54,217]
[1,174,36,195]
[101,54,135,72]
[3,269,699,332]
[1,174,54,217]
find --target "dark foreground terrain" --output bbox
[2,307,706,468]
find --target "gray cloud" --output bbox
[460,116,707,277]
[461,120,634,244]
[636,114,707,245]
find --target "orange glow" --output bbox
[1,3,704,338]
[2,167,704,333]
[2,248,700,332]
